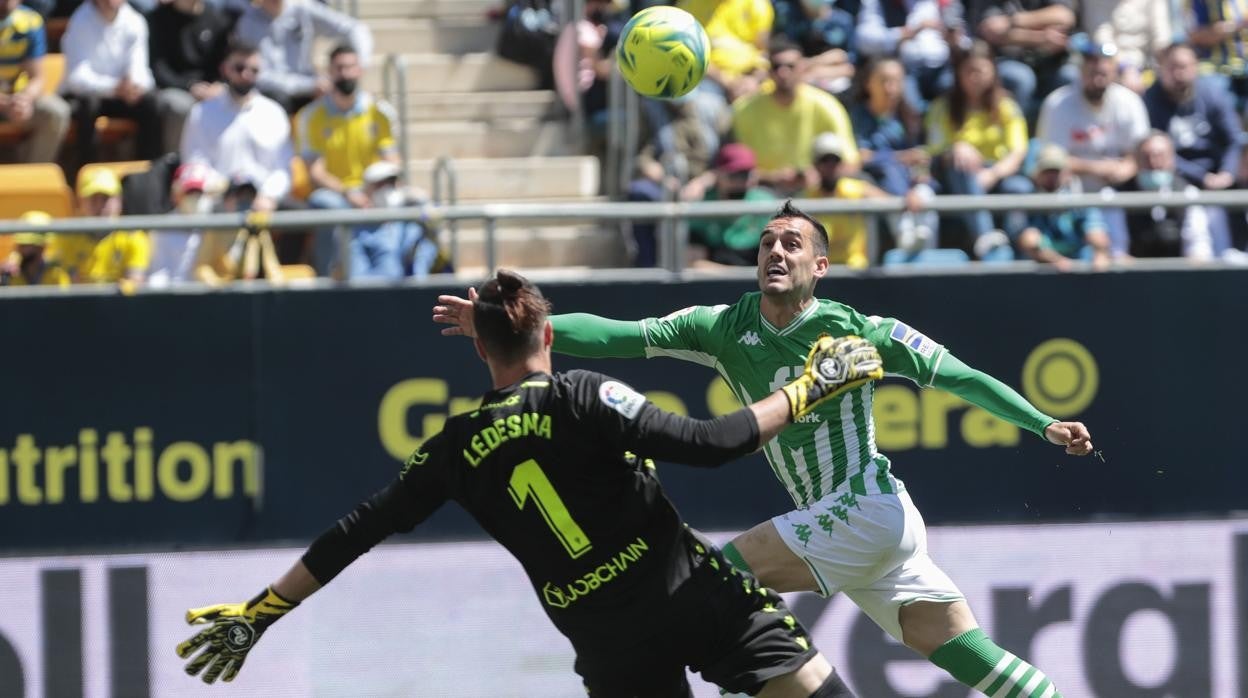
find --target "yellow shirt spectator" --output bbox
[733,84,860,172]
[296,93,398,190]
[5,262,70,286]
[3,230,70,287]
[924,96,1028,162]
[678,0,773,79]
[49,231,151,282]
[806,178,870,268]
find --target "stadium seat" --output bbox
[0,53,65,144]
[0,163,73,219]
[290,156,312,201]
[882,248,972,267]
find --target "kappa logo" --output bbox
[739,331,764,347]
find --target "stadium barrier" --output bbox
[0,270,1243,551]
[0,518,1243,696]
[1,190,1245,273]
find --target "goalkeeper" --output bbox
[177,269,880,697]
[434,202,1095,698]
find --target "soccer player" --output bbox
[179,269,876,697]
[434,203,1096,698]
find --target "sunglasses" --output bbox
[229,63,260,75]
[770,61,799,71]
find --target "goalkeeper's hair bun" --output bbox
[473,269,552,362]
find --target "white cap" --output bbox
[362,161,402,186]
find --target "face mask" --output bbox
[371,185,406,208]
[227,80,253,98]
[1138,169,1174,191]
[333,78,358,96]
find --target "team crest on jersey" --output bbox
[890,321,939,358]
[600,381,645,419]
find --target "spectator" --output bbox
[855,0,957,111]
[771,0,857,94]
[148,0,235,155]
[297,42,398,274]
[1183,0,1248,110]
[232,0,373,114]
[1037,37,1151,254]
[970,0,1078,121]
[733,36,860,196]
[1123,130,1216,259]
[804,132,884,267]
[180,40,292,215]
[61,0,163,166]
[0,0,70,162]
[346,161,448,280]
[926,40,1031,258]
[47,168,150,284]
[627,94,727,267]
[1144,43,1242,190]
[1015,143,1112,270]
[1080,0,1172,93]
[1037,38,1150,192]
[148,161,223,286]
[678,0,773,101]
[848,56,937,250]
[0,211,70,286]
[684,142,778,266]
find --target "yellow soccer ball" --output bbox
[615,6,710,99]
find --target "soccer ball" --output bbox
[615,6,710,99]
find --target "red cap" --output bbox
[715,143,757,174]
[173,163,220,195]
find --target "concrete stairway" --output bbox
[352,0,625,271]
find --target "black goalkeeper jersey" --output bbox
[302,369,761,643]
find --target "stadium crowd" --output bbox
[0,0,449,287]
[593,0,1248,268]
[2,0,1248,287]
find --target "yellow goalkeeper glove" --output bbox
[175,587,298,684]
[781,334,884,421]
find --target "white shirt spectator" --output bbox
[180,91,293,200]
[1037,81,1151,190]
[232,0,373,99]
[61,0,154,97]
[856,0,951,69]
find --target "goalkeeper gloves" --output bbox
[781,334,884,421]
[176,586,298,684]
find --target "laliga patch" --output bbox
[889,321,939,358]
[599,381,645,419]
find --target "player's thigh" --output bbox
[682,548,817,696]
[730,519,820,593]
[764,492,911,597]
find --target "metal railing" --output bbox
[4,190,1247,272]
[381,54,411,168]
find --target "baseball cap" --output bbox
[362,160,402,186]
[1033,143,1069,173]
[812,132,847,161]
[1072,33,1117,59]
[173,162,223,195]
[13,210,52,246]
[78,169,122,198]
[715,143,756,174]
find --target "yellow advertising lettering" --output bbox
[0,429,261,507]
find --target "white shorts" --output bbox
[772,488,964,641]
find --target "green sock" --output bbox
[928,628,1062,698]
[720,542,752,574]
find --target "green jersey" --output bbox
[552,292,1055,508]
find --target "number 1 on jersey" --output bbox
[508,459,593,559]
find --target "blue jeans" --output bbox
[934,157,1033,243]
[627,178,666,267]
[904,63,953,114]
[349,221,428,280]
[307,188,354,275]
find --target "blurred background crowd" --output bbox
[0,0,1246,288]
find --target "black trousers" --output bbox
[68,92,163,166]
